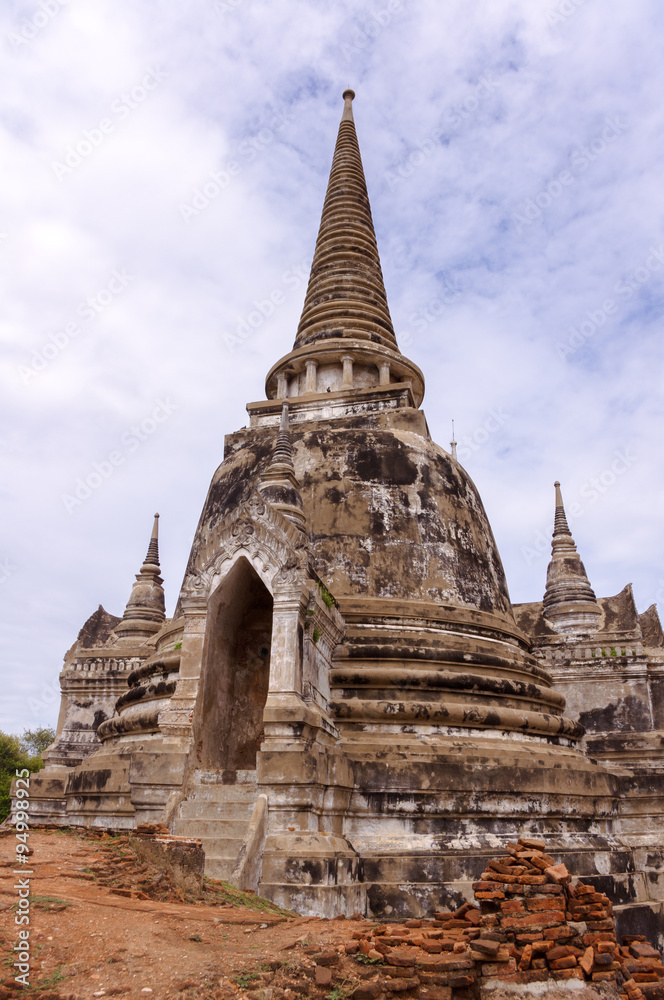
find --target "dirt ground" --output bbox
[0,828,364,1000]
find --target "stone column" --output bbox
[341,355,354,389]
[304,359,318,394]
[378,361,391,386]
[159,599,207,739]
[276,373,288,399]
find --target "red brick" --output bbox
[587,920,616,931]
[382,977,420,992]
[501,900,524,913]
[445,975,475,988]
[526,898,567,912]
[630,943,661,960]
[503,912,566,930]
[501,970,549,984]
[475,892,505,901]
[416,958,473,973]
[518,837,546,850]
[543,925,575,940]
[383,966,414,978]
[315,967,333,986]
[352,985,382,1000]
[417,974,454,987]
[480,872,519,884]
[518,945,533,971]
[583,932,616,947]
[517,875,548,885]
[472,881,503,892]
[547,946,574,961]
[579,947,594,976]
[546,863,571,884]
[552,969,585,981]
[592,972,619,982]
[549,956,578,970]
[479,958,516,976]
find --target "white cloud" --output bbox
[1,0,663,731]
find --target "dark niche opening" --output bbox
[196,557,272,772]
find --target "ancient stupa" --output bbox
[27,92,664,937]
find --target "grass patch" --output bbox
[234,972,260,988]
[34,966,66,989]
[203,879,294,916]
[27,894,73,910]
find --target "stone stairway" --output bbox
[172,770,257,881]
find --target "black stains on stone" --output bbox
[615,904,664,951]
[579,695,651,734]
[77,605,122,647]
[66,768,112,793]
[370,510,385,534]
[115,679,177,713]
[325,487,344,505]
[92,710,107,731]
[350,440,418,486]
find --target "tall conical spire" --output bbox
[144,513,160,567]
[293,89,398,352]
[542,482,601,634]
[258,404,306,532]
[114,514,166,641]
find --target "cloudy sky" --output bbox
[2,0,663,734]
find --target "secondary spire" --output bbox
[542,482,601,634]
[115,513,166,641]
[258,404,306,532]
[293,89,399,352]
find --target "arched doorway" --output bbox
[196,557,273,773]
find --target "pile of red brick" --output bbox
[343,836,664,1000]
[472,835,663,999]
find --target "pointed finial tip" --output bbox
[154,512,159,519]
[343,89,355,102]
[554,482,560,488]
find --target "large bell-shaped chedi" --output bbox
[32,90,632,918]
[166,90,621,916]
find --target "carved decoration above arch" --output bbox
[180,490,309,605]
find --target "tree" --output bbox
[19,727,55,758]
[0,727,55,822]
